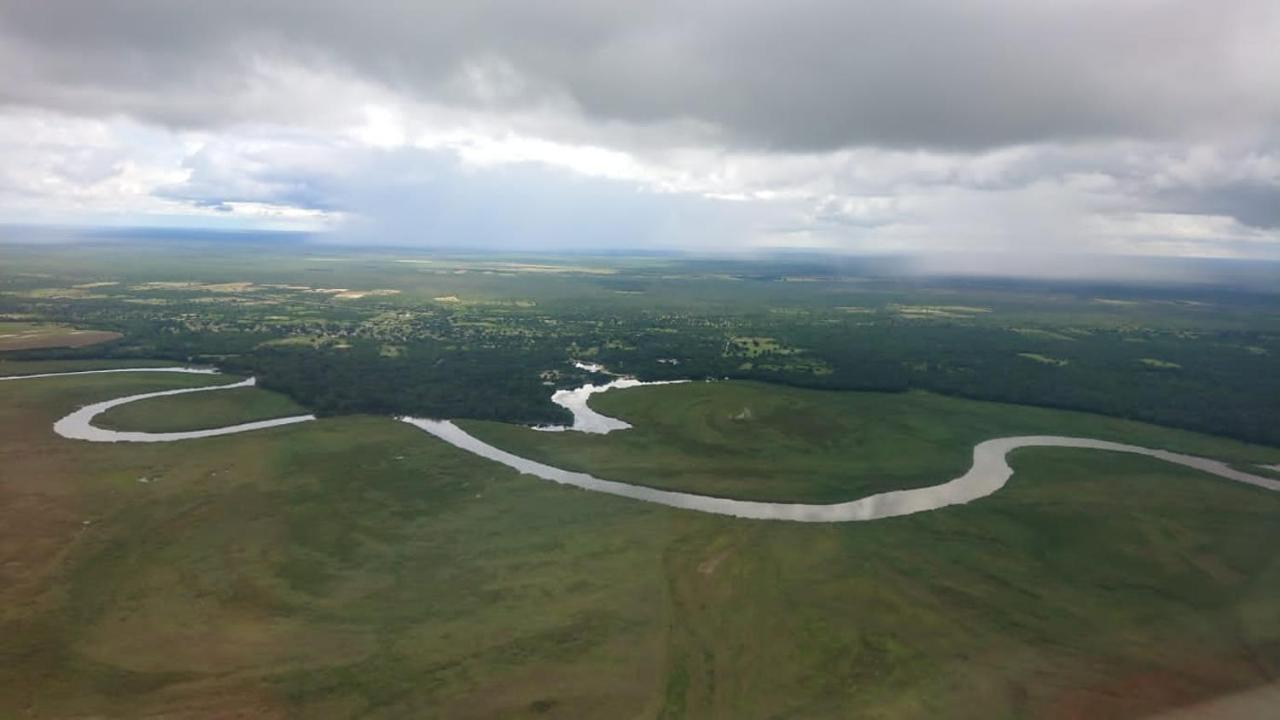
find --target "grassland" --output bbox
[463,381,1280,504]
[0,367,670,719]
[95,386,308,432]
[0,321,120,351]
[3,364,1280,718]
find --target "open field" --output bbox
[95,385,308,432]
[0,367,670,719]
[0,321,120,351]
[464,381,1280,504]
[3,364,1280,718]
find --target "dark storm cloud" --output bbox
[320,149,747,250]
[1154,182,1280,229]
[1,0,1276,151]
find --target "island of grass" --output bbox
[93,384,308,432]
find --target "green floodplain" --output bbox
[94,385,309,433]
[3,367,1280,718]
[2,241,1280,718]
[463,380,1280,504]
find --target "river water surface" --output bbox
[12,367,1279,522]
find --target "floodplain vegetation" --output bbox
[2,241,1280,718]
[2,367,1279,719]
[94,386,308,433]
[463,380,1280,503]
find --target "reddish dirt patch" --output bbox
[0,418,94,615]
[78,681,291,720]
[1045,656,1274,720]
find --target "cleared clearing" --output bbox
[0,322,121,351]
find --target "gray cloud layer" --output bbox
[1,1,1278,258]
[3,0,1277,151]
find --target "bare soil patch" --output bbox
[0,325,121,351]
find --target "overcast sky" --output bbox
[2,1,1278,257]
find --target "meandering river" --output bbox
[7,367,1279,522]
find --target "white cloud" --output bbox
[5,101,1279,257]
[0,4,1278,261]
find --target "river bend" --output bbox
[7,367,1277,522]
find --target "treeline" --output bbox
[5,294,1279,447]
[571,319,1280,447]
[718,323,1278,447]
[228,343,572,425]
